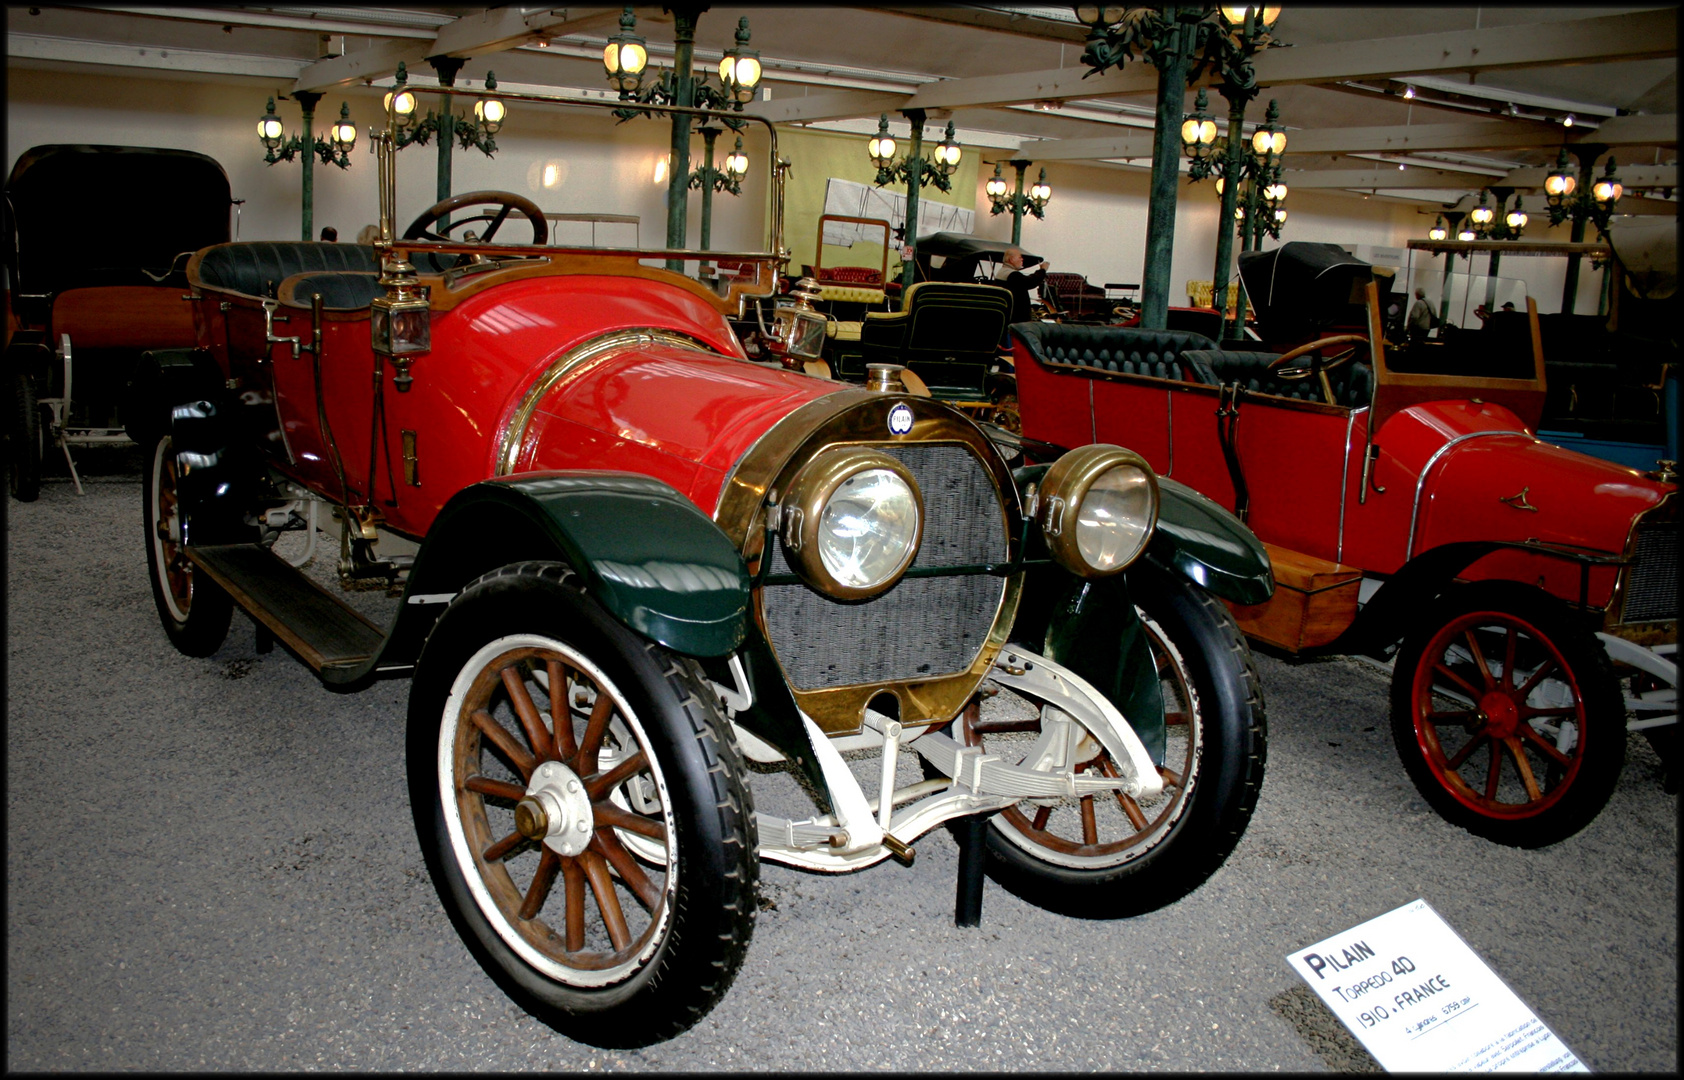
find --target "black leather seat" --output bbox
[278,272,385,311]
[1181,349,1374,407]
[861,281,1012,399]
[191,242,381,300]
[1012,322,1217,383]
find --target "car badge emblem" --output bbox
[1499,486,1539,512]
[888,403,914,436]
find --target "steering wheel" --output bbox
[403,190,549,245]
[1266,333,1370,405]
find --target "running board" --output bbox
[186,544,385,675]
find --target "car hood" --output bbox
[1382,400,1672,556]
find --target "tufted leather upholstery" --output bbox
[1012,322,1217,383]
[1181,349,1374,407]
[278,272,386,311]
[192,242,381,300]
[819,265,884,286]
[861,281,1012,398]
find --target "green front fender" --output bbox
[404,472,750,658]
[1150,477,1274,605]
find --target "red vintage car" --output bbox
[1013,241,1677,849]
[134,90,1276,1047]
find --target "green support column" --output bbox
[1008,160,1029,246]
[1213,98,1247,340]
[899,110,927,294]
[428,57,467,208]
[1140,6,1192,331]
[697,126,720,251]
[1561,145,1602,315]
[666,7,704,269]
[293,91,323,240]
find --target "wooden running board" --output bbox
[187,545,385,674]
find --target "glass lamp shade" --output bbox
[604,40,647,92]
[985,166,1008,199]
[1076,5,1126,25]
[1457,228,1477,242]
[370,295,431,358]
[1428,223,1448,241]
[932,123,962,175]
[724,138,750,179]
[1593,177,1622,206]
[720,54,762,102]
[1263,181,1287,203]
[331,116,357,150]
[1251,128,1286,156]
[258,113,284,147]
[1505,208,1527,230]
[1215,176,1225,196]
[1544,171,1576,203]
[867,116,897,169]
[383,89,417,126]
[1222,5,1282,26]
[1470,204,1494,226]
[1030,171,1051,204]
[474,97,506,134]
[1274,208,1287,223]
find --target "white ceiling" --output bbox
[7,4,1678,211]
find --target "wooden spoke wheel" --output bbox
[960,564,1266,918]
[447,640,675,982]
[1391,582,1625,848]
[142,434,231,656]
[410,563,756,1047]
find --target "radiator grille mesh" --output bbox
[761,443,1009,691]
[1621,522,1677,624]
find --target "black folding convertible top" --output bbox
[1238,241,1380,342]
[4,144,232,296]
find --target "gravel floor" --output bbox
[7,450,1678,1072]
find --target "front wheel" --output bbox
[407,562,758,1048]
[9,370,43,501]
[143,434,232,656]
[971,564,1267,918]
[1390,582,1625,848]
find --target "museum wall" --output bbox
[5,65,1619,315]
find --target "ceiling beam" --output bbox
[872,6,1090,44]
[8,32,306,80]
[1007,132,1159,161]
[1251,9,1676,87]
[291,8,621,93]
[764,10,1674,126]
[1575,113,1679,149]
[757,90,922,126]
[1286,168,1501,190]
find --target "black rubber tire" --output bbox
[1390,581,1626,848]
[142,434,233,657]
[977,563,1268,919]
[408,562,758,1048]
[9,370,43,502]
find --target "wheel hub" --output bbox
[518,759,594,856]
[1478,692,1520,739]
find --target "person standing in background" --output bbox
[994,248,1049,326]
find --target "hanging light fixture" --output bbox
[930,121,962,177]
[1180,88,1219,164]
[1428,217,1448,241]
[1029,168,1052,208]
[1591,157,1623,209]
[867,114,898,170]
[723,135,750,181]
[257,98,285,151]
[329,102,358,153]
[1543,148,1577,213]
[473,73,507,135]
[985,162,1009,201]
[718,16,762,104]
[603,6,648,96]
[1504,196,1528,233]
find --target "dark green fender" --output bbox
[1012,466,1273,764]
[379,472,751,672]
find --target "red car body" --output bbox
[1011,241,1676,848]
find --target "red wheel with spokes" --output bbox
[409,562,756,1047]
[1391,582,1625,848]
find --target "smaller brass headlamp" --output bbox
[370,253,431,391]
[1036,445,1159,578]
[765,277,828,369]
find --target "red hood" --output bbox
[1381,400,1673,558]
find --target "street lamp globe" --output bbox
[932,122,962,176]
[723,136,750,180]
[258,99,285,149]
[1030,168,1052,206]
[330,103,357,151]
[867,115,897,169]
[985,163,1008,200]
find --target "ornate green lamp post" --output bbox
[605,7,761,269]
[690,127,750,252]
[257,94,357,239]
[383,61,505,224]
[867,114,962,292]
[1544,148,1622,314]
[985,160,1052,246]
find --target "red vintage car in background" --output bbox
[132,90,1277,1047]
[1013,241,1676,849]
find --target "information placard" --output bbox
[1287,899,1585,1073]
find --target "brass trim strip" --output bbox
[494,327,718,476]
